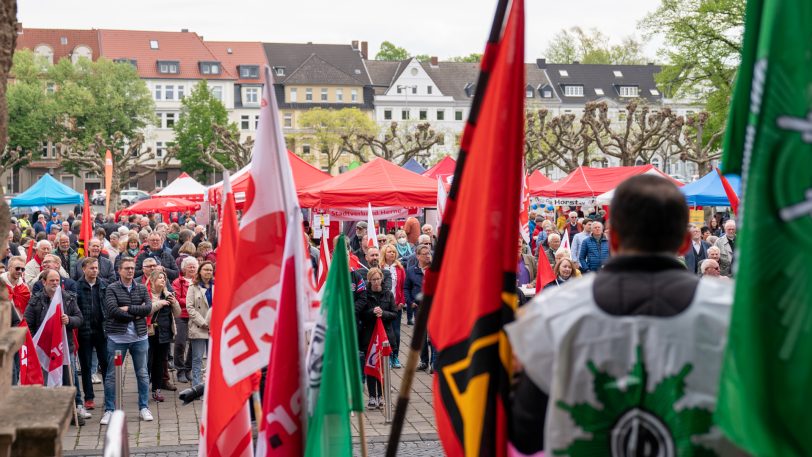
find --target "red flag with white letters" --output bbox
[32,286,70,386]
[363,317,391,384]
[19,321,44,385]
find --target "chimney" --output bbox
[536,58,546,69]
[572,60,580,64]
[361,41,368,59]
[181,28,189,33]
[430,56,439,67]
[351,40,359,50]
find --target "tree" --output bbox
[201,124,253,173]
[375,41,410,61]
[414,54,431,62]
[448,53,482,63]
[342,121,445,165]
[544,27,647,64]
[640,0,745,147]
[524,108,593,173]
[668,111,723,176]
[0,0,16,190]
[172,80,240,179]
[297,108,378,173]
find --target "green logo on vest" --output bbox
[555,346,718,457]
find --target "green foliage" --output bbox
[414,54,431,62]
[172,80,239,179]
[448,53,482,63]
[375,41,410,61]
[544,27,647,65]
[297,107,378,173]
[7,51,57,162]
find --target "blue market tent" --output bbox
[680,171,741,207]
[402,158,427,174]
[10,173,83,207]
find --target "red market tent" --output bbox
[208,151,331,206]
[298,158,439,208]
[532,165,682,202]
[154,172,207,201]
[117,196,200,217]
[422,156,456,182]
[527,170,553,192]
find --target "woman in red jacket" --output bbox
[171,256,198,384]
[380,243,406,368]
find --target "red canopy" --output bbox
[117,196,200,216]
[532,165,681,198]
[298,158,438,208]
[208,151,331,206]
[422,156,456,181]
[527,170,553,193]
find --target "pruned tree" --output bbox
[58,132,174,210]
[582,100,682,166]
[525,108,593,173]
[297,107,378,173]
[197,124,254,173]
[342,121,445,165]
[667,111,723,176]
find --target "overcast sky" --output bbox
[19,0,664,62]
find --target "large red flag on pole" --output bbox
[425,0,525,455]
[80,190,92,257]
[18,321,44,385]
[363,317,391,383]
[534,254,556,294]
[32,286,70,386]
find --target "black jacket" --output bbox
[684,240,711,275]
[104,280,153,337]
[136,248,179,280]
[71,255,116,283]
[76,277,108,337]
[404,264,425,306]
[357,288,398,350]
[24,289,83,353]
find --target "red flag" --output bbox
[534,254,556,294]
[26,239,34,261]
[426,0,525,455]
[80,190,93,257]
[32,286,70,386]
[18,321,44,385]
[348,252,364,271]
[317,235,331,291]
[363,317,391,383]
[715,167,740,215]
[520,171,530,244]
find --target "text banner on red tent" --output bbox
[313,206,420,222]
[538,197,597,207]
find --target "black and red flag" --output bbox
[423,0,525,455]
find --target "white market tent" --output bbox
[595,167,679,205]
[154,172,207,202]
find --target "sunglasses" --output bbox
[14,267,24,272]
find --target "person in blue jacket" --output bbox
[579,221,610,272]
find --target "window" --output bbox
[128,172,138,189]
[155,171,168,188]
[61,175,74,189]
[211,86,223,101]
[157,61,179,74]
[34,45,54,64]
[619,86,638,97]
[419,110,428,120]
[41,143,54,159]
[178,85,185,99]
[163,113,176,129]
[254,115,260,129]
[155,141,165,158]
[427,86,433,95]
[455,110,463,121]
[154,85,162,100]
[437,110,445,121]
[558,69,569,77]
[240,65,260,79]
[563,85,584,97]
[351,89,358,102]
[46,83,56,94]
[397,86,403,94]
[613,70,623,77]
[412,86,417,94]
[402,109,410,120]
[241,116,250,130]
[274,66,285,77]
[165,85,174,100]
[243,87,260,105]
[526,88,534,98]
[336,89,344,102]
[594,88,605,95]
[543,90,552,98]
[650,89,660,96]
[290,88,298,102]
[149,40,159,50]
[321,88,328,101]
[384,110,392,120]
[199,62,221,75]
[302,144,311,155]
[60,36,68,45]
[284,113,293,128]
[305,88,313,101]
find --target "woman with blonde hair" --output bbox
[186,261,214,386]
[380,243,406,368]
[147,270,181,402]
[543,258,578,289]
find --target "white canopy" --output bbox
[155,172,207,202]
[595,168,673,205]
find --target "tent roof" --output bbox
[10,173,83,207]
[680,171,741,207]
[423,156,456,181]
[155,172,207,201]
[402,157,427,174]
[532,165,681,198]
[117,196,200,216]
[208,151,331,205]
[298,158,438,208]
[527,170,553,192]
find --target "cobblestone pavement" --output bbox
[63,319,438,454]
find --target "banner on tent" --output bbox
[313,206,419,221]
[538,197,597,207]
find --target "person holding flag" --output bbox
[358,267,397,409]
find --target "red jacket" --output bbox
[386,264,406,306]
[172,276,191,318]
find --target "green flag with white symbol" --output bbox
[716,0,812,455]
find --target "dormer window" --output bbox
[526,85,534,98]
[199,61,221,75]
[273,66,285,77]
[563,85,584,97]
[239,65,260,79]
[619,86,639,97]
[464,82,476,97]
[149,40,159,50]
[157,60,179,74]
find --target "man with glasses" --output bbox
[72,239,116,283]
[1,256,31,318]
[135,233,178,281]
[403,234,433,270]
[714,220,737,277]
[700,259,723,277]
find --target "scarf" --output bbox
[396,242,413,257]
[127,247,140,257]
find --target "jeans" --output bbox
[406,304,416,323]
[367,376,383,398]
[174,317,192,375]
[392,310,402,358]
[420,335,437,369]
[51,357,82,406]
[189,339,208,386]
[91,350,98,375]
[78,331,108,401]
[104,338,150,412]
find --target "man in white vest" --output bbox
[507,174,739,456]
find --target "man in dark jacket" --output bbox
[72,239,116,283]
[75,257,108,411]
[55,233,80,276]
[100,257,154,425]
[578,221,610,272]
[404,244,435,371]
[684,224,711,274]
[136,233,178,280]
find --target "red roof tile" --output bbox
[97,29,235,80]
[16,28,101,63]
[205,41,268,85]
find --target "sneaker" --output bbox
[152,390,165,402]
[139,408,154,421]
[71,413,85,427]
[91,373,102,384]
[77,405,92,419]
[393,357,402,369]
[417,362,428,371]
[367,397,378,410]
[407,319,414,325]
[84,400,95,410]
[100,411,113,425]
[377,396,385,410]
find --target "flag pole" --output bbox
[66,349,80,427]
[385,0,511,455]
[357,412,368,457]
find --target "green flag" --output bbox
[716,1,812,455]
[305,235,364,457]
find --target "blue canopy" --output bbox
[10,173,83,207]
[402,158,427,174]
[680,171,741,207]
